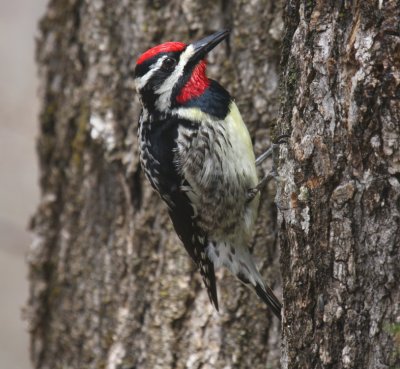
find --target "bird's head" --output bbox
[134,30,229,113]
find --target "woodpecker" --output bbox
[134,30,282,320]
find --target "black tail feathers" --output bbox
[254,283,282,320]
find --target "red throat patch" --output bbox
[176,60,209,104]
[136,42,186,65]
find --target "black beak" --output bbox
[189,30,230,63]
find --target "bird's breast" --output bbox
[174,103,259,240]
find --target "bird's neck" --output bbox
[176,61,209,104]
[174,80,232,120]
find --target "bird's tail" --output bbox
[236,270,282,320]
[233,254,282,320]
[209,242,282,319]
[254,282,282,321]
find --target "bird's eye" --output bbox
[162,57,176,71]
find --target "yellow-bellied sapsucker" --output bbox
[134,30,283,320]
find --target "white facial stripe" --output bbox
[155,45,195,111]
[135,55,168,90]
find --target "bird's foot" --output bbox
[248,134,289,202]
[247,171,278,202]
[255,134,290,166]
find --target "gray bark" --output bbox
[278,1,400,368]
[27,1,284,369]
[28,1,400,368]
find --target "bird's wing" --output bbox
[167,188,219,311]
[142,115,219,309]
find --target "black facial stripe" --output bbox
[139,66,178,112]
[170,60,199,106]
[139,84,157,112]
[134,51,183,78]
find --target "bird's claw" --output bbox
[251,133,290,200]
[255,133,290,167]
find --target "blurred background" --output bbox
[0,1,47,368]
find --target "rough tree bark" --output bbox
[278,1,400,368]
[28,0,400,368]
[28,1,284,369]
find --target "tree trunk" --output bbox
[279,1,400,368]
[28,1,284,368]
